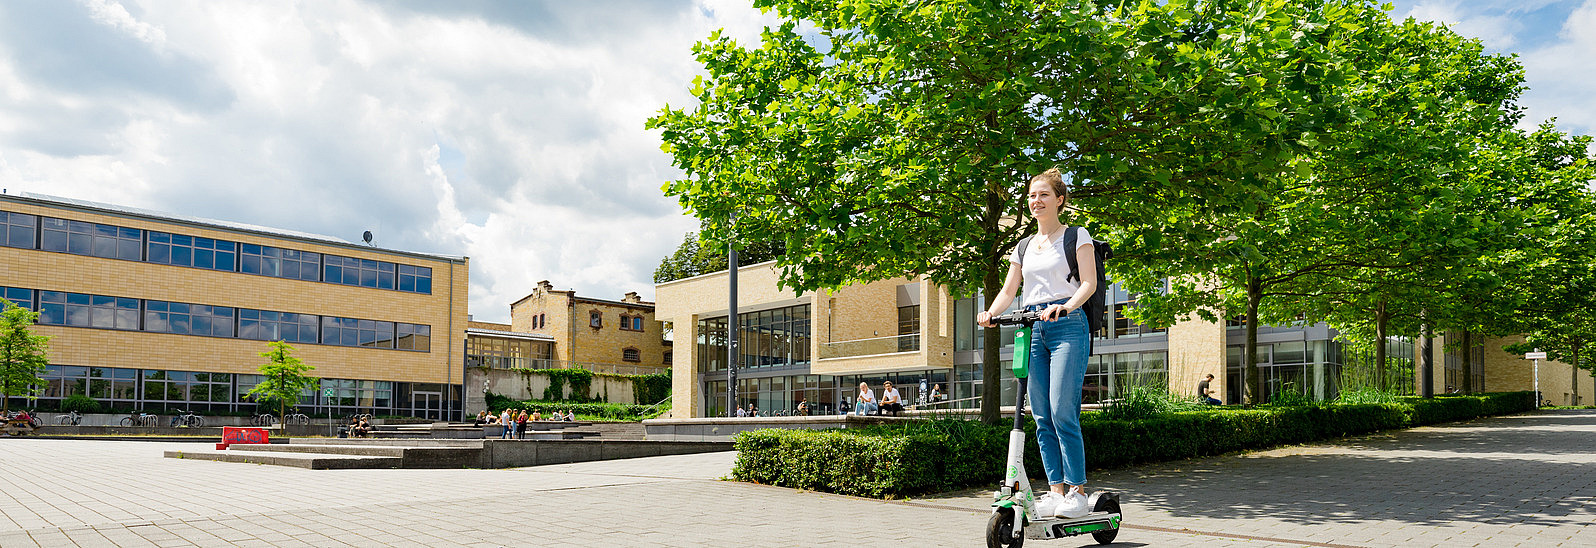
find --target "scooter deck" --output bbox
[1024,511,1121,540]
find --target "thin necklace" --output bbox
[1035,225,1064,250]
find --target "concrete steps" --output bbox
[163,448,403,470]
[565,422,647,440]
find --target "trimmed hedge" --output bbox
[732,391,1536,498]
[484,391,661,420]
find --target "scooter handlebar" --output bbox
[988,310,1042,327]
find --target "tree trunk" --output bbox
[1573,343,1582,406]
[1460,331,1472,394]
[980,265,1004,425]
[1245,278,1262,405]
[1420,314,1433,398]
[1374,300,1387,392]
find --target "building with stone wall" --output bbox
[506,281,670,374]
[657,260,1573,418]
[0,192,468,418]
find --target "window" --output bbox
[633,316,645,331]
[622,347,641,362]
[38,291,137,330]
[590,311,602,328]
[145,301,235,337]
[324,255,396,290]
[663,351,672,365]
[398,264,432,294]
[240,309,319,344]
[619,314,645,331]
[147,232,237,271]
[898,305,920,352]
[1,211,36,249]
[40,218,142,261]
[322,317,395,349]
[240,243,321,281]
[2,287,33,310]
[396,323,431,351]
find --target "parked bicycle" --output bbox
[4,410,42,429]
[57,410,83,426]
[169,409,204,428]
[283,413,311,425]
[120,412,158,427]
[250,413,277,426]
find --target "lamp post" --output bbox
[727,212,739,418]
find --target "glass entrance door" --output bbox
[412,391,442,419]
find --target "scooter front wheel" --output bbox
[986,507,1025,548]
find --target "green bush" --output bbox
[1100,384,1204,421]
[485,391,654,420]
[733,391,1536,498]
[1335,386,1401,404]
[60,394,102,414]
[631,372,671,405]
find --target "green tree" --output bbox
[1117,12,1530,403]
[651,0,1376,421]
[247,341,319,428]
[0,302,50,414]
[654,230,786,283]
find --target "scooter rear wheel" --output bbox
[986,507,1024,548]
[1091,495,1120,545]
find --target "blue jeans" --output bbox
[855,401,878,415]
[1027,304,1089,487]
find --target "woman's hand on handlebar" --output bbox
[1040,304,1069,322]
[976,310,993,328]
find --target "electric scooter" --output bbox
[987,310,1122,547]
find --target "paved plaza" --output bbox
[0,410,1591,547]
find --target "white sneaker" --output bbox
[1055,490,1090,518]
[1032,492,1059,517]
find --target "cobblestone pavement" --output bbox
[0,409,1590,547]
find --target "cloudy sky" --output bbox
[0,1,1590,323]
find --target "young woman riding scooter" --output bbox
[977,168,1097,520]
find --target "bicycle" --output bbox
[120,412,157,427]
[169,409,204,428]
[4,410,42,429]
[283,413,311,425]
[57,410,83,426]
[251,413,277,426]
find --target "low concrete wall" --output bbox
[478,439,731,467]
[641,415,918,442]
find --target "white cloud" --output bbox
[0,0,780,323]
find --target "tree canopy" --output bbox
[652,0,1596,413]
[248,341,318,429]
[654,230,786,283]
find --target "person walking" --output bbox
[977,167,1098,519]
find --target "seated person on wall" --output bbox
[879,381,905,416]
[854,382,878,416]
[473,411,487,426]
[796,398,809,416]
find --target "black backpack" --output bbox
[1016,226,1113,335]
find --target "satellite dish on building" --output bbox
[362,230,374,246]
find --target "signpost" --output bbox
[323,387,335,436]
[1525,351,1546,407]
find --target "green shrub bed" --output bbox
[484,392,664,420]
[731,391,1535,498]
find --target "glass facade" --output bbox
[147,231,237,271]
[2,365,454,418]
[1,211,35,249]
[466,336,553,369]
[696,304,811,373]
[3,208,434,294]
[6,285,427,352]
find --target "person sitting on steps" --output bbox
[854,382,878,416]
[879,381,905,416]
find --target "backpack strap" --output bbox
[1016,236,1033,267]
[1061,226,1081,283]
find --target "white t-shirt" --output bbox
[881,387,900,404]
[858,388,876,403]
[1009,227,1093,307]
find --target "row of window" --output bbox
[3,287,431,352]
[22,364,457,417]
[0,210,433,294]
[585,310,650,331]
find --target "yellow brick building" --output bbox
[0,192,468,418]
[657,261,1574,418]
[507,280,670,374]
